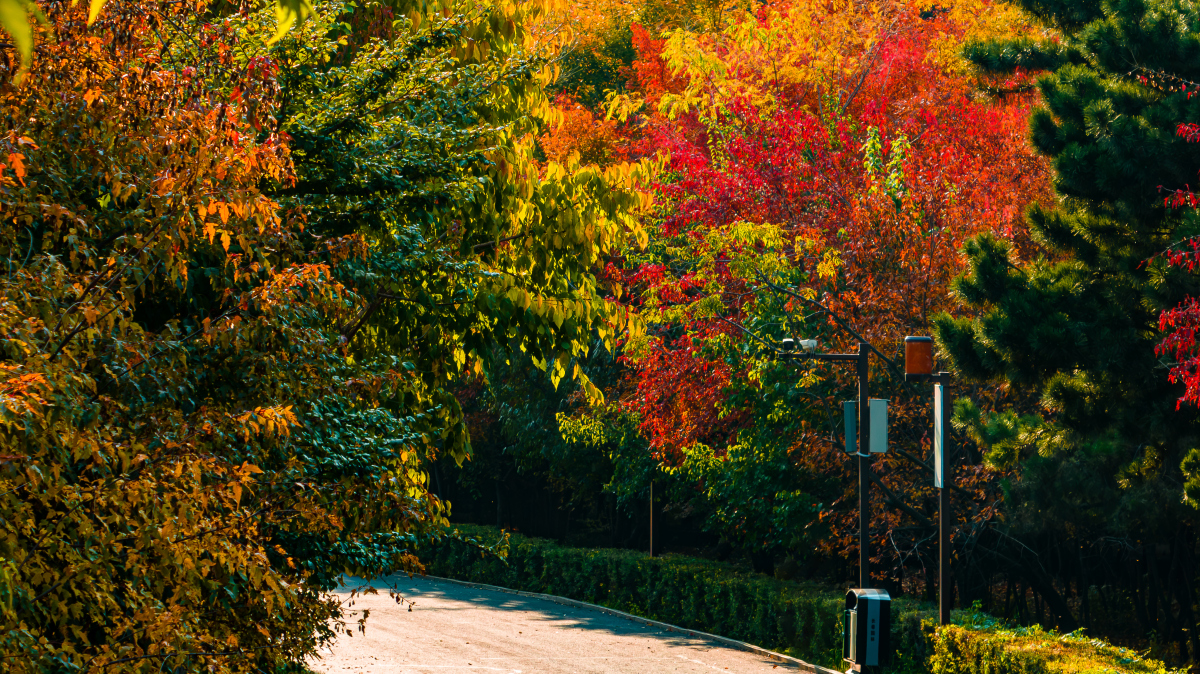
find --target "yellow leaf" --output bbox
[86,0,105,24]
[270,0,313,43]
[0,0,33,73]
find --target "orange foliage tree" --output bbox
[540,94,625,166]
[0,2,443,671]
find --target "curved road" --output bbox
[309,575,795,674]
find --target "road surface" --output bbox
[308,575,794,674]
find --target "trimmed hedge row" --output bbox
[421,526,933,672]
[419,526,1178,674]
[930,623,1177,674]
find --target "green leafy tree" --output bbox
[259,0,650,452]
[937,0,1200,642]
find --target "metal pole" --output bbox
[938,375,952,624]
[857,342,870,589]
[649,480,654,558]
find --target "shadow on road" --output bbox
[330,574,787,668]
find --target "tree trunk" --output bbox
[925,554,935,602]
[1179,527,1200,663]
[433,461,444,500]
[610,495,617,548]
[1076,546,1089,630]
[1148,549,1163,636]
[1133,554,1151,632]
[1002,574,1014,620]
[561,501,571,544]
[1022,565,1079,632]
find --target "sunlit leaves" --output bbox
[272,0,313,42]
[265,0,650,413]
[596,0,1051,563]
[0,0,33,71]
[0,1,448,671]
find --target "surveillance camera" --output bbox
[781,338,796,352]
[799,339,818,353]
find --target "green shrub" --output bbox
[930,613,1180,674]
[422,525,1182,674]
[423,525,931,671]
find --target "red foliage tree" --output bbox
[609,0,1052,577]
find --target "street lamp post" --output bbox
[782,338,873,589]
[903,336,953,625]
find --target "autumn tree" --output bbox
[591,0,1053,580]
[0,0,646,670]
[0,2,421,670]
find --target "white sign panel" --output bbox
[933,384,944,488]
[868,399,888,454]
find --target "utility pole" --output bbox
[904,336,954,625]
[934,377,953,625]
[782,338,874,589]
[856,342,871,589]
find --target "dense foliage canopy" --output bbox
[5,0,1200,667]
[0,0,645,670]
[444,0,1200,663]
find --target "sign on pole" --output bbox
[868,399,888,454]
[933,384,945,488]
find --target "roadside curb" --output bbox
[421,574,843,674]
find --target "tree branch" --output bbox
[754,277,900,373]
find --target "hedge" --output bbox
[418,525,1181,674]
[930,618,1179,674]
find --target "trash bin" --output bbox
[843,588,891,671]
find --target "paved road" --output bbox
[308,575,792,674]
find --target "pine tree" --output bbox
[935,0,1200,644]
